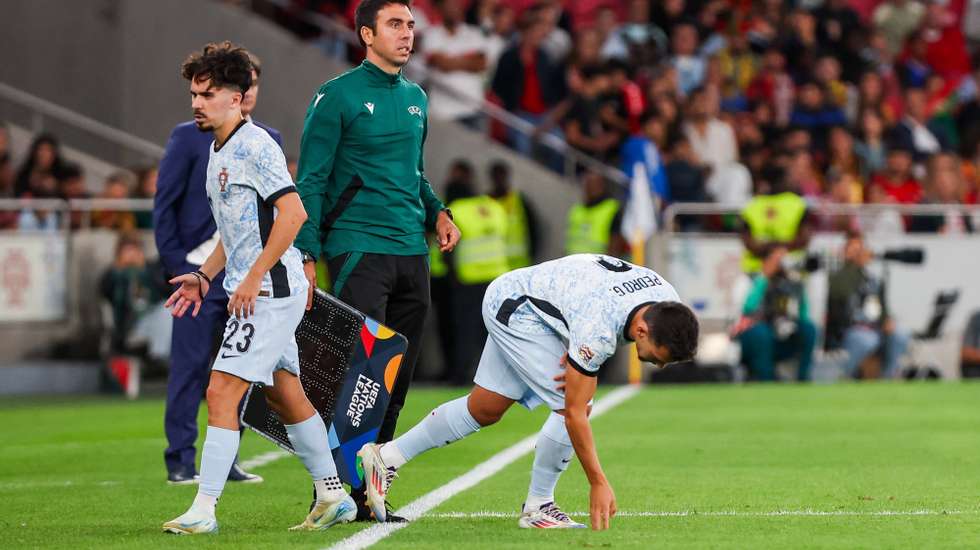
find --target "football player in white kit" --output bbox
[359,254,699,530]
[161,42,356,534]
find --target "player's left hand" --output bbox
[435,210,460,252]
[229,274,261,319]
[554,353,568,393]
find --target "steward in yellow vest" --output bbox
[487,160,539,270]
[447,195,510,285]
[739,182,811,273]
[565,171,627,256]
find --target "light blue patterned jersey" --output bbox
[484,254,680,374]
[205,121,307,298]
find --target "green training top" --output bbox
[294,60,444,259]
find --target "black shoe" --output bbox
[384,500,408,523]
[166,465,199,486]
[227,463,263,483]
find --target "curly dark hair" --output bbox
[643,301,699,363]
[180,41,253,94]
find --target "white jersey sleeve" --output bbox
[248,137,296,203]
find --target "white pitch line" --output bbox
[425,509,979,519]
[238,449,289,470]
[325,385,641,550]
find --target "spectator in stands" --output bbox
[0,151,17,229]
[735,246,816,382]
[781,8,820,83]
[601,0,667,66]
[670,21,706,97]
[483,2,516,76]
[891,87,947,164]
[826,231,909,379]
[17,171,60,232]
[621,110,669,203]
[746,47,794,126]
[684,86,737,175]
[565,169,627,257]
[789,81,847,151]
[814,0,861,58]
[920,1,971,81]
[870,144,922,205]
[562,64,620,162]
[909,158,973,233]
[604,59,645,137]
[424,0,492,129]
[99,232,169,355]
[536,0,572,63]
[487,159,540,270]
[92,171,137,231]
[814,55,849,110]
[664,135,708,231]
[57,162,90,230]
[827,126,865,191]
[784,149,822,198]
[961,309,980,378]
[855,108,889,181]
[859,182,907,236]
[491,6,567,157]
[872,0,925,58]
[15,133,65,197]
[133,166,157,229]
[819,169,862,232]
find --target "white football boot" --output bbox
[290,493,358,531]
[162,507,218,535]
[357,443,397,523]
[518,501,587,529]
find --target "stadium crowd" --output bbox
[268,0,980,234]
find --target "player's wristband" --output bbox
[192,270,211,285]
[440,208,453,221]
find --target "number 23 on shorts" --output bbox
[220,319,255,359]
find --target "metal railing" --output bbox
[248,0,629,186]
[662,202,980,233]
[0,198,154,231]
[0,81,164,164]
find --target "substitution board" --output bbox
[240,288,407,489]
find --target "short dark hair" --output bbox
[181,41,253,94]
[643,301,699,363]
[355,0,412,47]
[247,51,262,78]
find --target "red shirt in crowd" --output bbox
[519,54,547,114]
[871,174,923,204]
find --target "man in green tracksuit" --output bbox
[294,0,461,521]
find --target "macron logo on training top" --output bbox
[314,92,325,108]
[364,102,375,114]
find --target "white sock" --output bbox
[198,426,240,501]
[379,441,408,470]
[390,396,481,463]
[190,493,217,516]
[285,413,339,480]
[525,412,573,512]
[313,475,346,502]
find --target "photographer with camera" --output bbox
[734,246,817,382]
[826,232,910,379]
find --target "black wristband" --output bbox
[193,270,211,285]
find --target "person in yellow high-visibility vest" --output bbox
[446,179,510,385]
[488,160,540,270]
[565,169,629,257]
[739,169,812,274]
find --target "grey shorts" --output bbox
[211,292,305,386]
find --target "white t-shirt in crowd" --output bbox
[423,23,491,120]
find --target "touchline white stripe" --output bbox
[425,509,979,519]
[238,449,289,470]
[324,385,641,550]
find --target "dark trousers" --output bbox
[163,275,229,472]
[739,320,817,382]
[449,282,490,386]
[328,252,430,444]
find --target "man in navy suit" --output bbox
[155,50,281,484]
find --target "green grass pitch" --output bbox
[1,382,978,549]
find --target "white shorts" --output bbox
[473,290,569,412]
[211,292,306,386]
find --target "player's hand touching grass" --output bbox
[589,480,617,530]
[165,273,209,318]
[229,273,261,319]
[435,210,461,252]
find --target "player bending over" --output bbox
[162,42,356,534]
[359,254,699,530]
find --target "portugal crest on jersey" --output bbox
[218,167,229,193]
